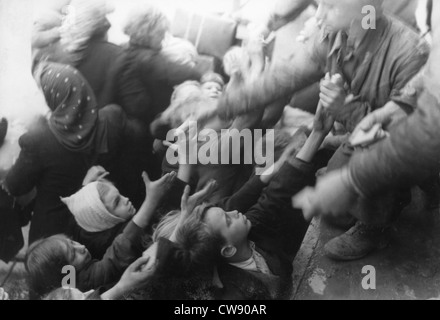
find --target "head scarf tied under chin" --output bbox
[61,182,126,233]
[39,62,100,153]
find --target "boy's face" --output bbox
[204,207,252,254]
[316,0,363,32]
[202,82,223,100]
[101,184,136,220]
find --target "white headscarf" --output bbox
[62,182,126,232]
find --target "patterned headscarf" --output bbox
[39,62,99,153]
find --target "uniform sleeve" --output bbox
[218,22,325,119]
[389,37,430,110]
[349,85,440,198]
[268,0,314,31]
[347,4,440,198]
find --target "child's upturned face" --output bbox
[202,82,223,100]
[203,208,252,250]
[65,240,92,270]
[102,185,136,220]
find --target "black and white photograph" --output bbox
[0,0,439,306]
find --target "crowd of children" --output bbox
[0,0,438,300]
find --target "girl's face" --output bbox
[202,82,223,100]
[101,185,136,220]
[64,239,92,270]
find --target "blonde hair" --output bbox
[123,5,170,48]
[60,0,112,60]
[152,210,180,242]
[161,81,218,128]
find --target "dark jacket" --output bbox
[216,158,314,300]
[5,117,93,243]
[38,38,126,111]
[76,39,126,110]
[71,222,128,260]
[0,189,25,263]
[115,47,154,124]
[126,46,202,119]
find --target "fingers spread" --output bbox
[159,172,172,184]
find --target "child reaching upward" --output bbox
[25,171,175,299]
[61,166,176,259]
[149,104,334,300]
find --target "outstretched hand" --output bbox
[217,79,250,120]
[170,180,218,242]
[143,171,177,203]
[83,166,110,186]
[292,168,359,222]
[101,256,157,300]
[119,256,157,291]
[181,180,218,218]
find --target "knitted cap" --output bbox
[62,182,126,232]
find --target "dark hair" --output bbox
[174,204,225,275]
[132,237,219,300]
[25,235,74,299]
